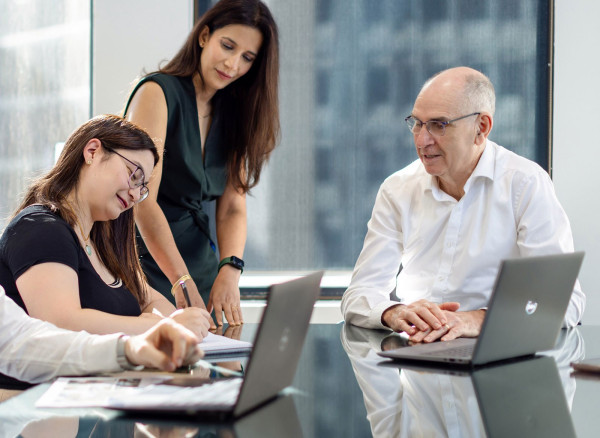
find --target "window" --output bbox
[0,0,90,223]
[3,1,553,292]
[240,0,553,279]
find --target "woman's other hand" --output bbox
[207,268,243,327]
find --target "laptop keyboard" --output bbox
[426,345,474,358]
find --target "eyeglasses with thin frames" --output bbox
[102,145,149,203]
[405,112,480,137]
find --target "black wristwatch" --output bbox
[218,256,245,274]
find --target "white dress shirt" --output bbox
[342,140,585,329]
[0,285,122,383]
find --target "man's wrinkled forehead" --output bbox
[412,80,466,119]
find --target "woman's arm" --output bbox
[16,262,209,338]
[17,262,160,335]
[141,285,178,315]
[126,82,210,314]
[208,181,247,326]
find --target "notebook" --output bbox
[378,252,584,366]
[105,271,324,418]
[200,332,252,359]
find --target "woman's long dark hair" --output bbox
[156,0,279,192]
[16,115,160,306]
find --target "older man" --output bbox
[341,67,584,343]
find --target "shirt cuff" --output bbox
[370,301,403,330]
[84,333,124,372]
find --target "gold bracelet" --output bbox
[171,274,192,296]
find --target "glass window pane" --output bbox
[0,0,90,224]
[244,0,551,272]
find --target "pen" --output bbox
[180,280,192,307]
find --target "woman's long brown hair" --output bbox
[155,0,279,192]
[16,115,160,307]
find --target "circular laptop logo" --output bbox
[525,300,538,315]
[278,327,291,352]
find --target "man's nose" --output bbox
[415,126,435,148]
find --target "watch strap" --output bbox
[218,256,244,273]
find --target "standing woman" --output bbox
[124,0,279,327]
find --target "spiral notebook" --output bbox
[200,332,252,358]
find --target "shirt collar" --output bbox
[463,140,494,192]
[425,140,495,198]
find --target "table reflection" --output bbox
[341,324,584,438]
[0,391,302,438]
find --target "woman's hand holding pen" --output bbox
[152,307,211,341]
[173,278,217,330]
[168,308,211,340]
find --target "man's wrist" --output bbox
[117,335,144,371]
[381,304,403,328]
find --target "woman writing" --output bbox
[0,115,211,338]
[124,0,280,327]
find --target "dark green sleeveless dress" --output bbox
[124,73,229,304]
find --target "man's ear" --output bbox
[475,114,493,145]
[83,138,102,164]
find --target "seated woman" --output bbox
[0,115,211,338]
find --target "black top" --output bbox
[124,74,229,304]
[0,205,142,316]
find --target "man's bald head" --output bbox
[419,67,495,116]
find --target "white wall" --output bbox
[553,0,600,324]
[92,0,193,115]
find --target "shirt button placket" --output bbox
[437,204,462,294]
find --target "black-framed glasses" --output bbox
[103,145,149,203]
[405,112,480,137]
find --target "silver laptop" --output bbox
[107,271,324,418]
[378,252,584,366]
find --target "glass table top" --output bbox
[1,323,599,437]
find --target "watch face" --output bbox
[219,256,245,272]
[230,256,244,269]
